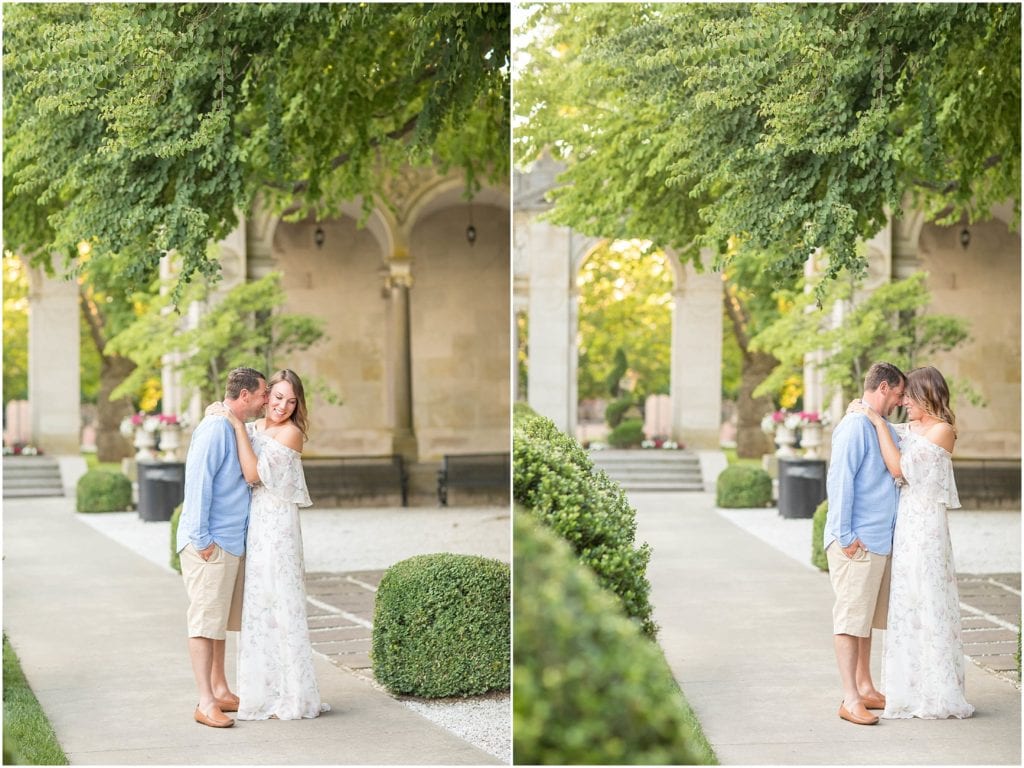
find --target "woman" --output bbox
[209,368,328,720]
[849,365,973,719]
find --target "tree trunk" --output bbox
[95,354,137,463]
[736,350,778,459]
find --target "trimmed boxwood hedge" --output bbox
[608,418,645,448]
[513,405,656,636]
[372,553,510,698]
[715,465,773,508]
[75,469,132,513]
[811,500,829,571]
[513,511,716,765]
[170,504,183,573]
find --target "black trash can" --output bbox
[778,458,827,519]
[137,461,185,522]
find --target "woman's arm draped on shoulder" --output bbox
[219,410,259,484]
[868,413,903,481]
[847,400,902,480]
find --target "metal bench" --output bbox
[437,452,510,506]
[304,455,408,507]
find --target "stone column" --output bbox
[27,257,81,454]
[523,218,575,433]
[385,258,417,461]
[670,258,722,449]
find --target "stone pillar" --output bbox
[524,219,575,433]
[670,258,722,448]
[27,257,80,454]
[385,259,417,461]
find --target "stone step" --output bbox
[3,456,64,498]
[3,486,65,498]
[589,449,704,492]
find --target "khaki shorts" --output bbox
[180,543,244,640]
[826,541,891,637]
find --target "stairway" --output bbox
[589,449,704,492]
[3,455,65,498]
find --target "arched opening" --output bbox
[575,240,674,447]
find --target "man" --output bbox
[176,367,268,728]
[825,361,906,726]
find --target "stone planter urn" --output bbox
[134,427,158,463]
[801,422,823,458]
[774,424,797,457]
[159,425,182,462]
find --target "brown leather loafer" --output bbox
[215,693,240,713]
[839,703,879,725]
[860,692,886,709]
[195,705,234,728]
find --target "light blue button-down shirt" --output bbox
[825,412,900,555]
[175,415,250,557]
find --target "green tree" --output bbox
[106,271,331,407]
[4,3,508,454]
[516,2,1016,453]
[577,241,672,403]
[4,3,511,299]
[516,3,1019,283]
[750,271,977,407]
[2,253,29,412]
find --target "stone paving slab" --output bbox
[3,497,501,765]
[639,492,1020,766]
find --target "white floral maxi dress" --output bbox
[236,426,328,720]
[882,424,974,719]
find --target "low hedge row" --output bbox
[513,511,716,765]
[170,504,183,573]
[372,553,510,698]
[715,465,772,508]
[513,404,656,636]
[76,469,132,513]
[811,500,829,571]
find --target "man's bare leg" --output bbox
[189,637,217,716]
[856,633,885,699]
[210,638,236,701]
[834,634,877,722]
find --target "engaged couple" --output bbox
[826,361,974,725]
[176,366,328,728]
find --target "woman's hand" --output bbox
[205,402,242,429]
[847,399,882,426]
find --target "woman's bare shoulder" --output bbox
[273,422,304,453]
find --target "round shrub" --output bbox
[514,406,656,636]
[811,500,829,572]
[715,465,773,508]
[607,418,645,448]
[604,397,635,428]
[170,504,183,573]
[76,469,132,513]
[372,553,509,698]
[513,512,716,765]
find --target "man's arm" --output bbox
[829,419,867,551]
[182,421,231,555]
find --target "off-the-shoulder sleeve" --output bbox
[892,422,910,445]
[256,440,312,507]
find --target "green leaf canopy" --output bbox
[4,3,510,297]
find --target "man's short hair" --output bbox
[863,362,906,392]
[224,367,266,400]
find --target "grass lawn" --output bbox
[84,452,124,473]
[3,633,68,765]
[722,447,766,470]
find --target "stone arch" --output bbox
[512,163,724,448]
[404,179,510,459]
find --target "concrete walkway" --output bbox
[3,497,505,765]
[634,491,1021,765]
